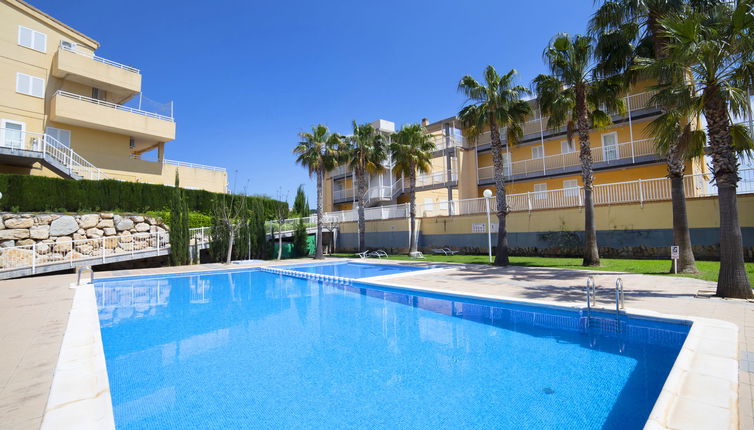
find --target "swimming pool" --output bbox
[94,269,688,429]
[279,260,429,278]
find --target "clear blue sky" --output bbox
[30,0,596,204]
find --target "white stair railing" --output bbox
[0,128,108,180]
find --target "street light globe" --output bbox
[483,189,493,198]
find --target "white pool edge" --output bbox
[42,268,739,430]
[40,283,115,430]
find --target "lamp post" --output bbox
[483,189,493,263]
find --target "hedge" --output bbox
[0,174,286,219]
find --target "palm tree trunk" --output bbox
[356,167,367,253]
[489,119,509,266]
[704,94,752,298]
[577,86,600,266]
[315,168,324,259]
[409,168,417,254]
[646,18,699,274]
[667,150,698,273]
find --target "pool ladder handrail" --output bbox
[585,275,596,319]
[615,277,624,313]
[76,265,94,286]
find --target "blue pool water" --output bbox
[280,261,428,278]
[95,269,688,429]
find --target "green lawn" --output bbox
[331,253,754,284]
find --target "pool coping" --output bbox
[41,264,739,430]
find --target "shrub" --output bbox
[168,174,190,266]
[292,219,310,258]
[0,174,286,218]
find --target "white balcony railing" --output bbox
[475,90,659,146]
[163,159,227,173]
[0,128,107,180]
[477,138,657,181]
[304,169,753,226]
[59,42,140,74]
[55,90,174,122]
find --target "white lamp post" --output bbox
[483,189,493,263]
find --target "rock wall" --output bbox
[0,213,169,268]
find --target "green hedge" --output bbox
[145,210,213,229]
[0,174,286,219]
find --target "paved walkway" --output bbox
[0,260,751,429]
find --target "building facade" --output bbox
[0,0,228,192]
[323,80,710,215]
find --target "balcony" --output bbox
[475,90,660,148]
[50,91,176,142]
[429,134,465,152]
[477,138,658,183]
[52,43,141,103]
[333,187,355,202]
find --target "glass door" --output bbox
[602,133,619,162]
[1,121,24,149]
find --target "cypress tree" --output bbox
[169,172,190,265]
[292,219,309,258]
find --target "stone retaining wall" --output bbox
[0,213,168,269]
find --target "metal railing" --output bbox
[0,227,211,274]
[475,90,659,146]
[59,42,140,74]
[55,90,174,122]
[0,128,107,180]
[163,159,227,173]
[477,138,657,181]
[429,134,465,151]
[312,168,752,224]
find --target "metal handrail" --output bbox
[55,90,174,122]
[163,159,227,172]
[585,275,596,315]
[59,42,140,74]
[0,128,108,180]
[615,277,625,312]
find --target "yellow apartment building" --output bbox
[323,80,709,215]
[0,0,228,193]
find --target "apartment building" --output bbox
[0,0,228,192]
[323,80,710,214]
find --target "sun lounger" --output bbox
[432,248,459,256]
[368,250,388,258]
[356,250,369,258]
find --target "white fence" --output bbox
[277,169,752,228]
[0,128,107,180]
[59,41,140,74]
[55,91,174,122]
[163,159,227,173]
[0,228,211,275]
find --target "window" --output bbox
[531,145,544,159]
[92,88,107,101]
[601,132,619,161]
[561,140,576,153]
[18,26,46,52]
[16,73,44,98]
[534,183,547,200]
[1,120,25,149]
[563,179,579,197]
[46,127,71,147]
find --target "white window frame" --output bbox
[601,132,620,161]
[560,140,576,154]
[1,119,26,149]
[563,179,579,197]
[16,72,45,98]
[18,25,47,53]
[531,145,544,159]
[533,183,547,200]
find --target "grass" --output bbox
[331,253,754,284]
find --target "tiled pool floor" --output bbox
[0,258,751,429]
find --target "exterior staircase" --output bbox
[0,129,107,180]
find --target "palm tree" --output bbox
[533,34,626,266]
[590,0,704,274]
[458,66,531,266]
[390,124,436,255]
[294,124,342,260]
[341,121,388,252]
[636,1,754,298]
